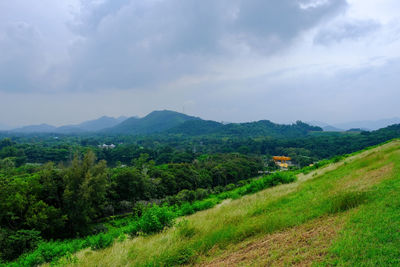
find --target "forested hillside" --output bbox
[1,123,399,168]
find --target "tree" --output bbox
[63,151,109,235]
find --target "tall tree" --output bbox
[63,151,108,235]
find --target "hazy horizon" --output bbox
[1,109,400,130]
[1,0,399,127]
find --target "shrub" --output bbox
[176,189,196,204]
[192,198,218,212]
[132,202,147,217]
[194,188,209,200]
[88,233,114,250]
[137,205,176,234]
[224,183,236,191]
[126,221,139,237]
[91,224,108,235]
[178,202,195,216]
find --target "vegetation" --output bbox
[1,121,399,168]
[45,139,399,266]
[1,114,400,266]
[2,171,296,266]
[0,147,263,263]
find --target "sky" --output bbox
[0,0,400,127]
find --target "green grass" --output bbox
[52,140,400,266]
[323,151,400,266]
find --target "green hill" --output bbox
[167,119,322,138]
[105,110,200,134]
[46,140,400,266]
[102,109,322,137]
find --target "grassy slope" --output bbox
[59,140,400,266]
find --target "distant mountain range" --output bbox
[0,123,12,131]
[308,118,400,132]
[333,118,400,131]
[99,110,322,138]
[4,111,399,137]
[3,110,322,138]
[10,116,128,134]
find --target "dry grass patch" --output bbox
[337,163,394,192]
[199,214,348,267]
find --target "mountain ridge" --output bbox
[7,110,398,137]
[103,110,201,134]
[308,117,400,131]
[10,116,128,133]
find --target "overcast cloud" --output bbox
[0,0,399,127]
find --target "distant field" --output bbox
[52,139,400,266]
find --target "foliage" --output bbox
[87,233,114,250]
[0,229,42,262]
[136,205,176,234]
[3,159,300,266]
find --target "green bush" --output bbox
[178,202,195,216]
[192,198,219,211]
[132,202,147,217]
[87,233,114,250]
[137,205,176,234]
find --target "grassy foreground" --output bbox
[56,140,400,266]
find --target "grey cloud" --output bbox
[314,19,381,45]
[64,0,347,91]
[0,22,45,92]
[233,0,347,50]
[0,0,348,93]
[187,57,400,123]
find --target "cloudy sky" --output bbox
[0,0,399,127]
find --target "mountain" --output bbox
[9,110,322,137]
[307,121,344,132]
[307,120,331,127]
[322,125,344,132]
[11,123,57,133]
[307,118,400,132]
[167,120,224,135]
[10,116,128,134]
[0,123,12,131]
[105,110,200,134]
[332,117,400,131]
[76,116,127,132]
[168,119,322,138]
